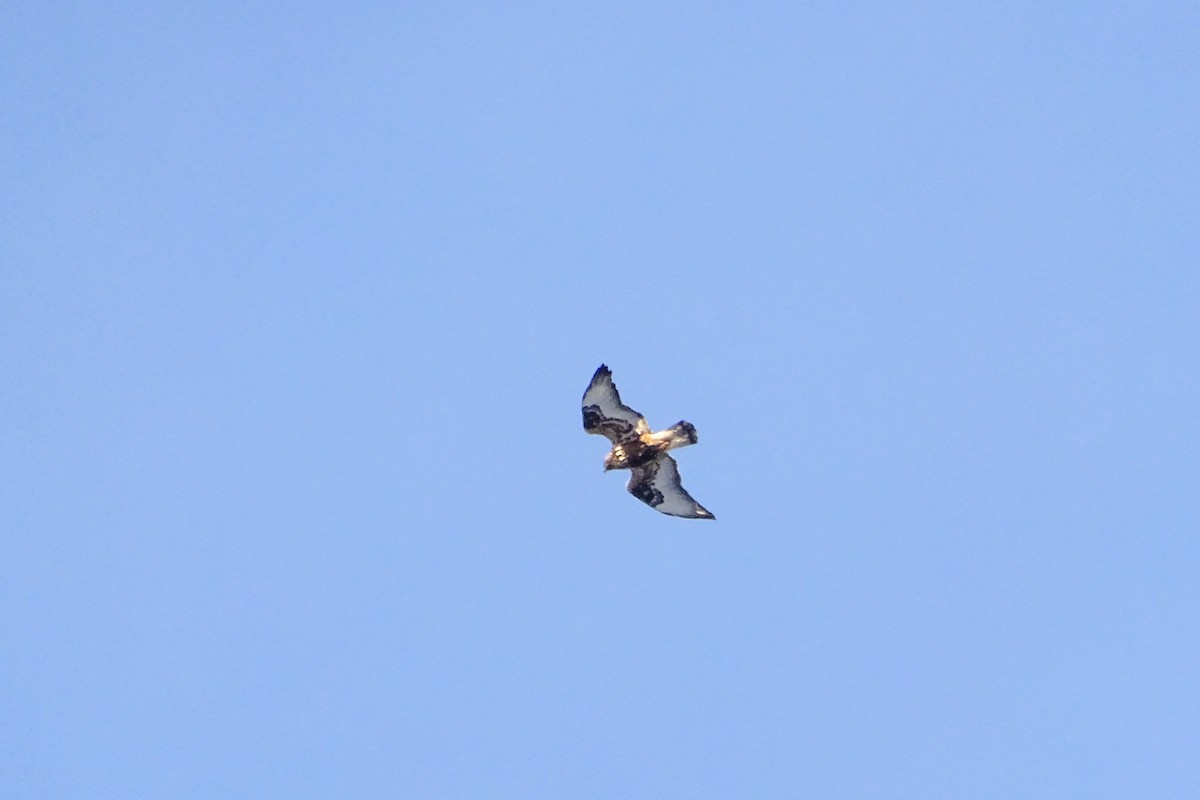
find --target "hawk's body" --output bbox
[581,364,714,520]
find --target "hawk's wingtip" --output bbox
[589,364,612,384]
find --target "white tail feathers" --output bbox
[649,420,698,450]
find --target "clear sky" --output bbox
[4,3,1198,797]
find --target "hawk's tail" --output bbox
[657,420,698,450]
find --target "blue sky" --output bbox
[4,3,1198,797]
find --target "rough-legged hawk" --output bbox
[581,364,715,520]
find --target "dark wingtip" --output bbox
[587,364,611,386]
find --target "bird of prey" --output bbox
[581,364,715,519]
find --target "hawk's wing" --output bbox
[627,455,715,519]
[582,364,649,444]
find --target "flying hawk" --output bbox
[581,364,715,520]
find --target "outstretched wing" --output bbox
[627,455,715,519]
[582,364,649,444]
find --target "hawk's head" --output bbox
[604,448,626,471]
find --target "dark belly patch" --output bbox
[624,442,663,468]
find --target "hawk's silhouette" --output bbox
[581,364,714,520]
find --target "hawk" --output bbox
[581,364,715,520]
